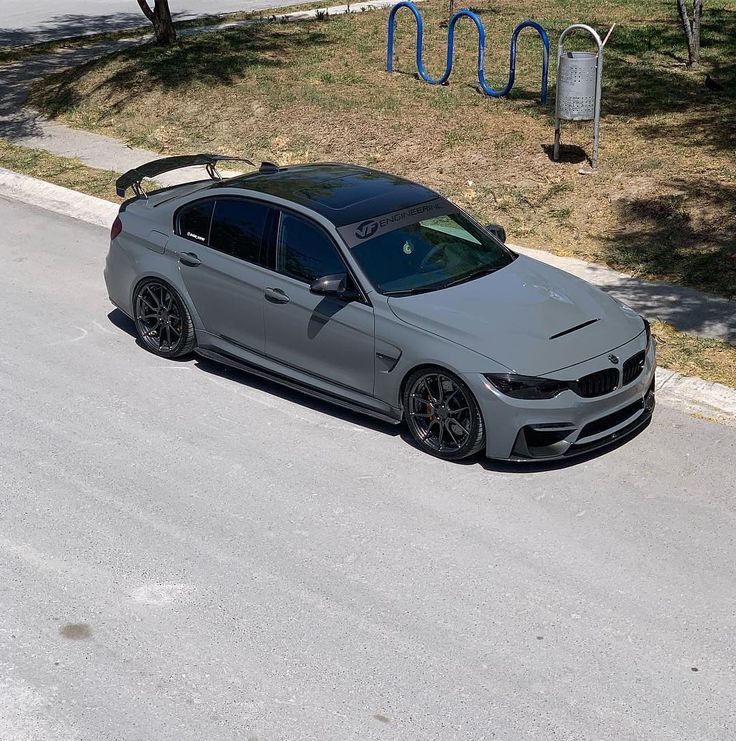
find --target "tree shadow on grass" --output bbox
[0,35,145,140]
[33,22,335,121]
[518,10,736,306]
[601,178,736,301]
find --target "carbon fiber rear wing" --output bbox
[115,154,257,198]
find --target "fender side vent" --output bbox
[376,351,401,372]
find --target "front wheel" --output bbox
[133,279,195,358]
[403,367,485,460]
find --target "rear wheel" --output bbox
[133,279,195,358]
[403,367,485,460]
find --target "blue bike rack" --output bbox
[386,1,550,105]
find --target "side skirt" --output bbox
[195,347,403,426]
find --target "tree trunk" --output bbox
[691,0,703,62]
[677,0,703,66]
[136,0,177,45]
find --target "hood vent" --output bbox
[549,318,600,340]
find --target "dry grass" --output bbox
[28,0,736,299]
[652,320,736,387]
[0,138,121,200]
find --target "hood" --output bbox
[387,255,644,375]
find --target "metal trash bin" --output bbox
[557,51,597,121]
[553,25,604,168]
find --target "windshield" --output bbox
[348,211,515,296]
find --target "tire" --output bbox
[403,366,485,461]
[133,279,196,359]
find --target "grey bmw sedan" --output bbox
[105,155,655,462]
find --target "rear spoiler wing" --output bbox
[115,154,258,198]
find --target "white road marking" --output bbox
[45,325,88,346]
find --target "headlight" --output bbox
[484,373,570,400]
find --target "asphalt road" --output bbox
[0,0,303,47]
[1,195,735,740]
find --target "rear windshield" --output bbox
[348,211,515,296]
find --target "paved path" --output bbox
[0,8,733,344]
[0,0,302,48]
[2,195,736,739]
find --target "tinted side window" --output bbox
[178,200,213,245]
[209,199,271,265]
[277,213,345,283]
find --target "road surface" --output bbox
[0,0,304,47]
[1,196,735,740]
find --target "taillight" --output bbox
[111,216,123,240]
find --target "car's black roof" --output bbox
[215,163,442,227]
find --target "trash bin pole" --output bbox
[591,46,604,168]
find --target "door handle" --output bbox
[265,287,290,304]
[179,251,201,267]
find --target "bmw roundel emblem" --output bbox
[608,354,620,365]
[355,220,378,239]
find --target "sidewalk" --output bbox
[1,6,734,345]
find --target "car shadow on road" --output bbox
[108,307,193,362]
[193,356,404,438]
[108,308,401,437]
[108,308,651,473]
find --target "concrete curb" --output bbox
[655,369,736,426]
[0,167,117,228]
[2,166,735,426]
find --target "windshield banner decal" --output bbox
[338,198,455,248]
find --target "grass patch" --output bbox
[0,139,121,200]
[653,321,736,387]
[26,0,736,299]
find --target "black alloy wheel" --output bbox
[403,367,485,460]
[133,280,195,358]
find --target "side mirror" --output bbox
[486,223,507,243]
[309,273,360,301]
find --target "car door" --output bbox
[172,197,274,353]
[262,210,375,395]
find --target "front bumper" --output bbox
[467,335,656,461]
